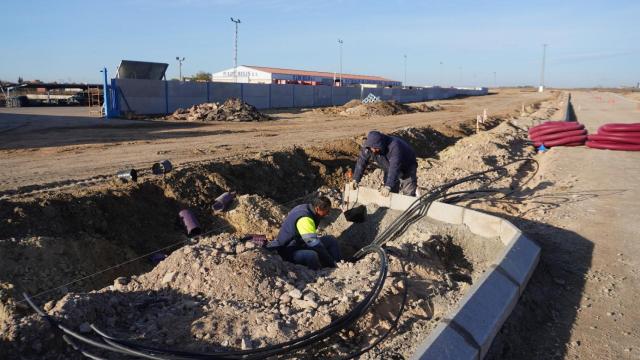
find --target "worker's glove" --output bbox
[380,186,391,197]
[348,180,359,190]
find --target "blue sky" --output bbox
[1,0,638,87]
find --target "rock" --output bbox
[279,294,292,304]
[241,337,251,350]
[292,299,318,310]
[79,322,91,334]
[236,244,245,253]
[303,292,317,302]
[288,289,302,299]
[162,272,177,285]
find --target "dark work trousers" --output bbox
[373,153,418,196]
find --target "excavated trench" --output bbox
[0,109,547,358]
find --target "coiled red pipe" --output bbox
[586,141,640,151]
[528,121,587,148]
[530,129,587,142]
[587,123,640,151]
[587,134,640,145]
[534,135,587,148]
[529,122,584,136]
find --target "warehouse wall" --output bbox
[112,79,488,115]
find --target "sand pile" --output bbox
[168,98,271,122]
[222,194,286,239]
[9,202,500,359]
[340,100,414,117]
[315,100,442,117]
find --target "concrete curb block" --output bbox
[343,186,540,359]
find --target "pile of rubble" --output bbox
[315,100,442,117]
[8,200,497,359]
[168,98,271,122]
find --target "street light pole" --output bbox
[403,54,407,87]
[230,17,241,83]
[176,57,185,81]
[540,43,547,92]
[337,39,344,86]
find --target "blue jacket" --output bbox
[353,131,417,188]
[267,204,335,267]
[267,204,318,249]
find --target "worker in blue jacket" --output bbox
[266,196,340,270]
[349,130,418,196]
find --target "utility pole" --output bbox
[439,61,444,86]
[337,39,344,86]
[540,43,547,92]
[403,54,407,87]
[230,17,241,83]
[176,57,185,81]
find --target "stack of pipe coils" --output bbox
[586,123,640,151]
[528,121,587,148]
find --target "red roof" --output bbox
[244,65,397,82]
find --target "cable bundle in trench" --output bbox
[23,159,537,359]
[587,123,640,151]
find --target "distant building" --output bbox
[211,65,401,87]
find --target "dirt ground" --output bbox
[484,91,640,359]
[7,89,638,359]
[0,88,547,196]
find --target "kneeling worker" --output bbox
[266,196,340,270]
[349,130,418,196]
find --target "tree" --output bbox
[191,71,212,82]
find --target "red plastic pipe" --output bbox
[529,123,585,137]
[586,140,640,151]
[588,134,640,145]
[534,135,587,148]
[529,122,582,134]
[599,123,640,133]
[530,129,587,142]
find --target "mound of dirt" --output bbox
[9,203,498,359]
[168,98,271,122]
[340,100,414,117]
[390,127,458,158]
[222,194,286,239]
[411,103,443,112]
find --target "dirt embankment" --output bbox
[0,95,556,359]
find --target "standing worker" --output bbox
[267,196,340,270]
[349,130,418,196]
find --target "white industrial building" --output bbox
[211,65,401,87]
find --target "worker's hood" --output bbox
[364,131,389,151]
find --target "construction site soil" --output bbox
[167,98,272,122]
[0,91,559,359]
[314,99,442,117]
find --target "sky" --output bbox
[1,0,638,88]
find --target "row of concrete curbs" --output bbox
[529,121,640,152]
